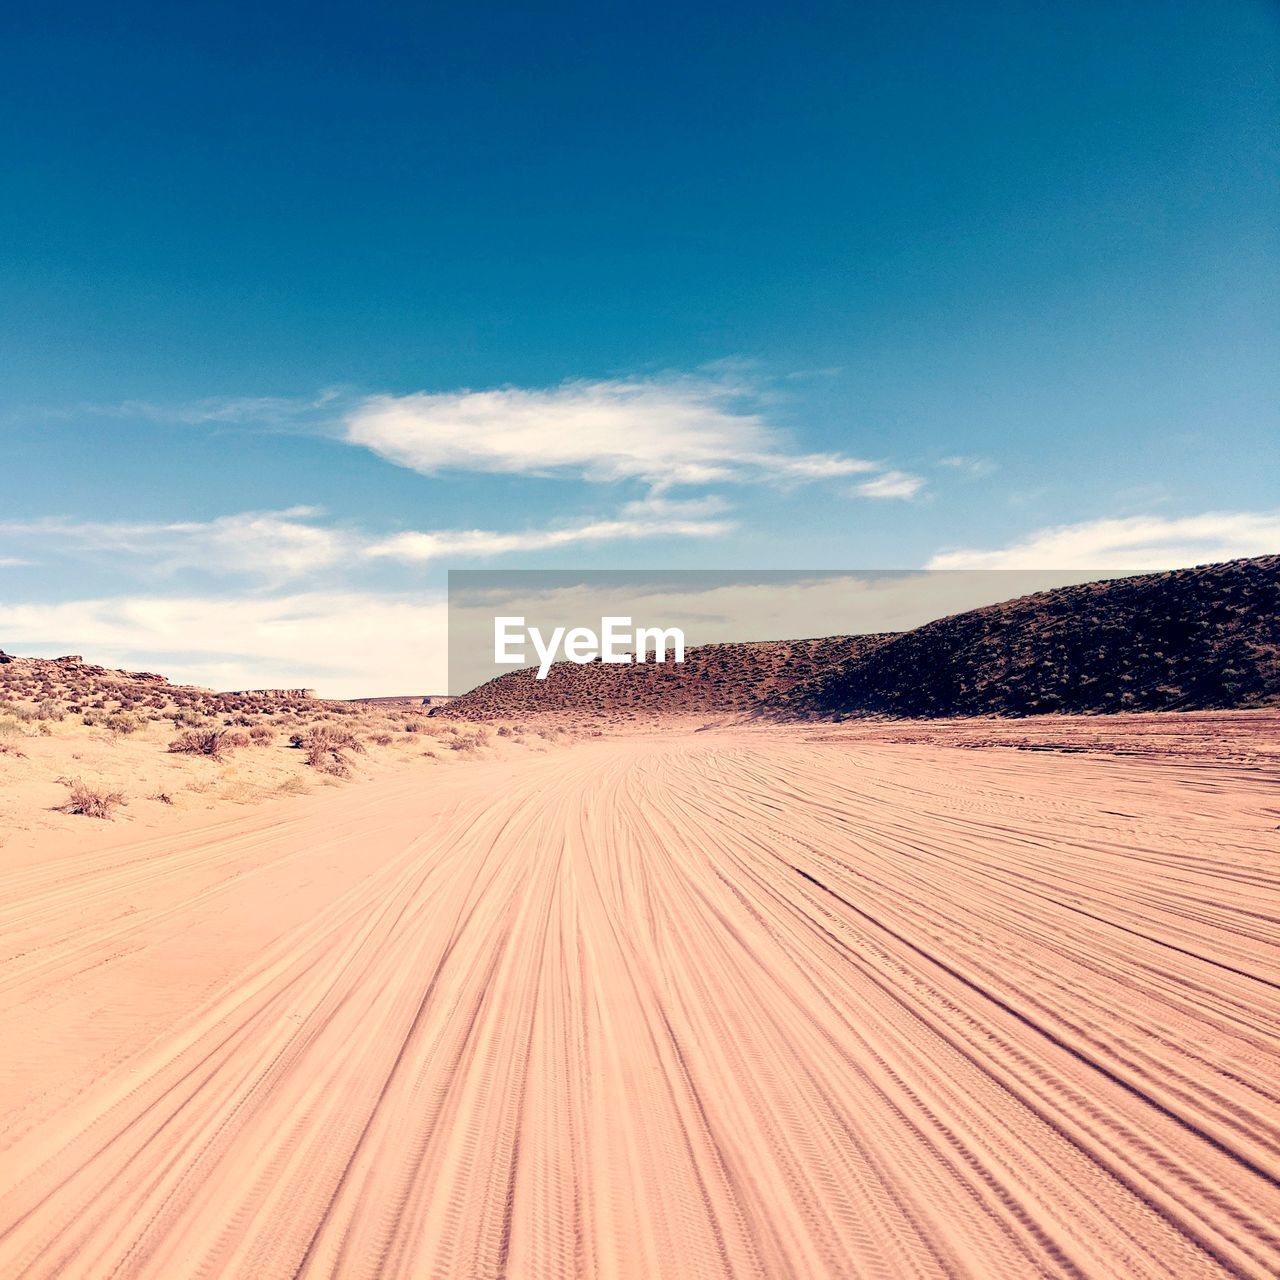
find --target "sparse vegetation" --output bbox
[291,725,366,775]
[169,729,235,761]
[58,777,127,819]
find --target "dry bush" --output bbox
[370,732,393,746]
[249,724,274,745]
[0,740,27,758]
[58,777,126,819]
[37,697,65,721]
[106,712,141,735]
[291,725,366,775]
[152,791,175,805]
[168,729,235,761]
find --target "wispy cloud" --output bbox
[0,592,449,698]
[344,373,881,490]
[1,502,735,580]
[937,455,997,478]
[855,470,925,500]
[927,511,1280,569]
[0,508,351,583]
[27,370,920,501]
[24,388,347,429]
[367,509,733,565]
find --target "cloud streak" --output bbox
[928,511,1280,569]
[0,503,735,580]
[367,513,733,565]
[0,508,350,583]
[854,470,925,500]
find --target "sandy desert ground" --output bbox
[1,718,1278,1278]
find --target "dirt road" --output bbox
[1,729,1278,1277]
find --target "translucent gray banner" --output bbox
[446,568,1117,697]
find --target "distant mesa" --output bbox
[345,694,453,708]
[441,555,1279,722]
[226,687,318,699]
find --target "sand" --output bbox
[1,723,1278,1277]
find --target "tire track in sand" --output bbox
[1,729,1278,1277]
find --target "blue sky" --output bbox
[1,2,1277,694]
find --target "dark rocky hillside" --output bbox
[765,556,1279,720]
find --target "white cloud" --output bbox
[367,510,733,564]
[0,508,352,583]
[927,511,1280,570]
[0,592,448,698]
[855,470,925,499]
[344,374,879,489]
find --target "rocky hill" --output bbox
[0,653,343,723]
[437,635,893,721]
[767,555,1279,720]
[442,556,1279,722]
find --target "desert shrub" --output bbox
[58,778,126,819]
[249,724,274,745]
[404,720,425,732]
[168,729,234,761]
[291,725,366,775]
[152,791,174,805]
[106,712,141,736]
[225,731,251,748]
[370,732,393,746]
[37,697,65,721]
[0,740,27,757]
[0,716,20,738]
